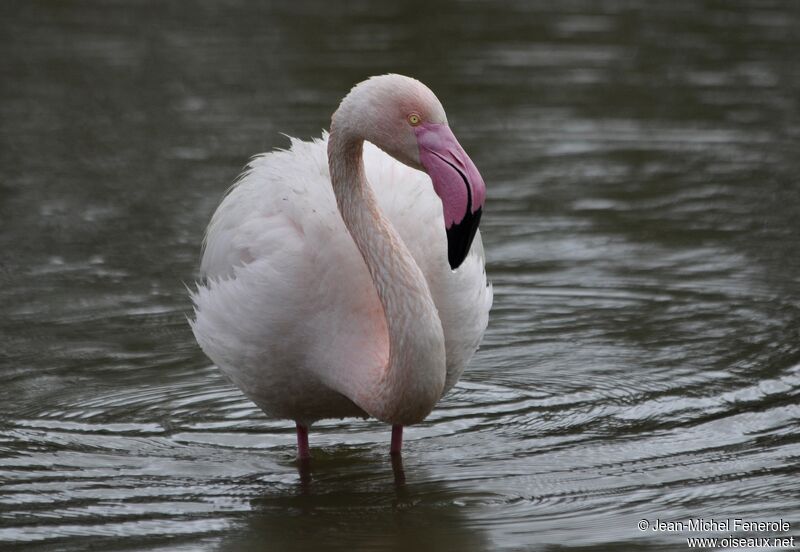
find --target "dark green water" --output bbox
[1,1,799,550]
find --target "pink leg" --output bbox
[296,422,311,460]
[390,424,403,456]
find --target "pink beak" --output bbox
[414,122,486,269]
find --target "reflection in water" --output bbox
[218,459,489,552]
[1,0,799,550]
[390,454,406,487]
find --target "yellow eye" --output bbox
[408,113,421,126]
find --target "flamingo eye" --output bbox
[407,113,421,126]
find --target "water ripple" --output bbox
[3,0,800,550]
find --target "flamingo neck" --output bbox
[327,126,446,425]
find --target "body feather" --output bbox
[190,134,492,425]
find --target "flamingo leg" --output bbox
[296,422,311,460]
[390,424,403,456]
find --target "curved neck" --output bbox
[328,124,446,425]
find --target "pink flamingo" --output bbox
[190,75,491,459]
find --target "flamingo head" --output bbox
[333,74,487,270]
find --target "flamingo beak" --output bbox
[414,122,487,270]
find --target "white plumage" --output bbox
[189,75,491,456]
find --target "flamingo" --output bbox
[190,74,492,460]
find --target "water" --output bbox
[2,1,799,550]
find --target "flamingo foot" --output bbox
[296,422,311,460]
[390,424,403,456]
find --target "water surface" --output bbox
[1,1,799,550]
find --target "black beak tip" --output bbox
[446,208,482,271]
